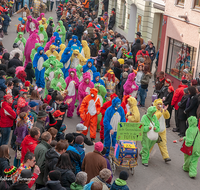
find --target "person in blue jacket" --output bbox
[52,32,62,53]
[60,47,72,78]
[92,72,105,87]
[103,97,126,156]
[33,46,48,88]
[67,35,82,48]
[3,11,11,35]
[74,136,85,168]
[82,59,97,81]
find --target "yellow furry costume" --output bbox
[151,99,170,160]
[71,50,87,67]
[126,97,140,123]
[39,18,48,30]
[46,45,60,60]
[81,40,90,60]
[59,44,66,59]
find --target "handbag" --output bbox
[180,131,198,156]
[146,115,159,141]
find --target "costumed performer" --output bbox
[81,40,90,59]
[45,45,60,60]
[121,95,131,122]
[68,35,82,48]
[50,69,66,91]
[38,17,47,30]
[71,50,87,68]
[82,58,97,80]
[26,15,39,35]
[37,13,45,21]
[30,43,41,62]
[44,36,56,52]
[76,64,83,82]
[59,44,66,59]
[14,32,26,56]
[38,25,48,48]
[92,72,105,87]
[55,20,66,44]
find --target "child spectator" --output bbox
[110,171,129,190]
[74,136,85,166]
[56,124,67,141]
[5,80,13,96]
[70,172,87,190]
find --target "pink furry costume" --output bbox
[37,13,45,21]
[64,68,80,118]
[24,32,40,67]
[77,72,94,116]
[44,36,56,52]
[26,15,39,35]
[123,72,139,97]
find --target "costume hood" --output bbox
[17,32,24,38]
[73,49,79,55]
[26,62,32,69]
[37,46,44,53]
[112,97,121,107]
[82,40,88,47]
[86,58,94,66]
[49,45,56,51]
[90,88,98,97]
[35,43,41,50]
[27,15,32,21]
[188,116,198,127]
[53,32,59,38]
[54,69,62,78]
[37,13,45,21]
[146,106,157,117]
[127,72,135,81]
[39,24,45,32]
[93,72,100,80]
[58,20,63,26]
[110,93,118,100]
[60,44,66,51]
[64,47,71,54]
[153,98,163,107]
[72,35,78,40]
[41,17,46,23]
[83,72,91,81]
[128,97,137,107]
[123,95,131,104]
[68,68,77,78]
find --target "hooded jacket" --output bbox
[110,178,129,190]
[104,97,126,132]
[14,32,26,52]
[126,97,140,123]
[68,35,82,48]
[38,25,48,48]
[50,69,66,91]
[55,20,66,44]
[25,62,35,83]
[81,40,90,59]
[92,72,105,87]
[46,45,60,60]
[70,182,83,190]
[123,72,139,96]
[82,59,97,80]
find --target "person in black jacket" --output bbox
[177,88,189,137]
[75,20,84,42]
[163,86,174,128]
[131,39,141,68]
[156,79,171,99]
[108,11,115,30]
[12,77,21,97]
[46,21,54,42]
[25,62,35,84]
[8,53,23,69]
[66,27,73,43]
[44,140,68,183]
[0,145,10,177]
[2,53,10,72]
[55,153,76,190]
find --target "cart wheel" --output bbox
[130,167,134,175]
[112,162,116,175]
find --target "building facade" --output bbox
[98,0,165,50]
[158,0,200,89]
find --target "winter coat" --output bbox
[110,179,129,190]
[89,44,97,57]
[196,94,200,119]
[8,182,31,190]
[131,42,141,58]
[12,86,20,97]
[157,85,168,99]
[3,14,11,26]
[177,95,188,121]
[0,77,7,92]
[146,45,156,61]
[14,124,28,144]
[33,119,46,135]
[76,25,84,39]
[46,24,53,38]
[0,101,16,128]
[120,77,127,98]
[25,62,35,84]
[8,57,23,69]
[70,182,83,190]
[0,157,9,177]
[140,73,151,89]
[101,44,110,62]
[21,135,39,162]
[44,148,60,183]
[163,92,173,111]
[73,144,85,166]
[38,180,66,190]
[108,15,115,30]
[34,140,52,185]
[185,95,198,118]
[72,133,93,146]
[30,109,37,122]
[171,84,188,110]
[0,180,12,190]
[113,67,122,81]
[87,27,94,39]
[90,176,109,190]
[55,167,75,190]
[155,78,165,91]
[9,48,23,62]
[82,150,107,183]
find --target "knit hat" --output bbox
[48,170,61,181]
[122,72,128,78]
[76,123,87,131]
[168,86,174,92]
[13,77,20,84]
[20,105,30,113]
[13,43,19,48]
[122,38,126,43]
[38,110,48,119]
[46,106,54,113]
[20,89,28,95]
[119,171,129,180]
[53,110,65,118]
[181,80,188,84]
[29,101,39,108]
[75,135,84,144]
[49,112,57,126]
[4,166,17,177]
[94,142,104,152]
[4,94,12,101]
[59,124,67,132]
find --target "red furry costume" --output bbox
[121,95,131,122]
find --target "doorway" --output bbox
[128,4,137,42]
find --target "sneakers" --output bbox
[165,158,171,163]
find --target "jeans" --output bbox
[50,1,54,11]
[139,87,146,106]
[3,25,8,34]
[0,127,11,145]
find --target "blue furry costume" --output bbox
[103,97,126,156]
[33,47,48,88]
[92,72,105,87]
[52,32,61,53]
[60,47,72,78]
[82,59,97,81]
[67,35,82,48]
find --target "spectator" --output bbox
[25,62,35,84]
[9,43,23,62]
[2,53,10,72]
[110,171,129,190]
[135,44,149,63]
[117,39,128,59]
[48,127,58,140]
[55,124,67,141]
[34,132,52,189]
[55,153,76,189]
[2,11,11,35]
[29,90,43,113]
[108,11,115,30]
[70,171,87,190]
[120,72,128,99]
[76,20,84,42]
[145,41,156,64]
[91,182,103,190]
[46,21,54,41]
[74,136,85,166]
[131,39,141,67]
[0,70,7,100]
[0,145,10,177]
[82,142,107,183]
[29,101,38,122]
[20,127,40,162]
[0,94,16,145]
[155,71,165,91]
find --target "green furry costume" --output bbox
[30,43,41,62]
[50,69,66,91]
[76,64,83,82]
[46,17,55,27]
[55,20,66,44]
[140,106,160,164]
[14,32,26,60]
[38,25,48,48]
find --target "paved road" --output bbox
[4,9,200,190]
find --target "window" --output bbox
[166,38,197,80]
[119,0,126,29]
[177,0,185,5]
[194,0,200,9]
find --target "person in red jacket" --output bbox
[135,44,149,63]
[16,89,28,115]
[20,127,40,162]
[121,95,131,122]
[0,94,16,145]
[171,80,188,132]
[100,93,118,143]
